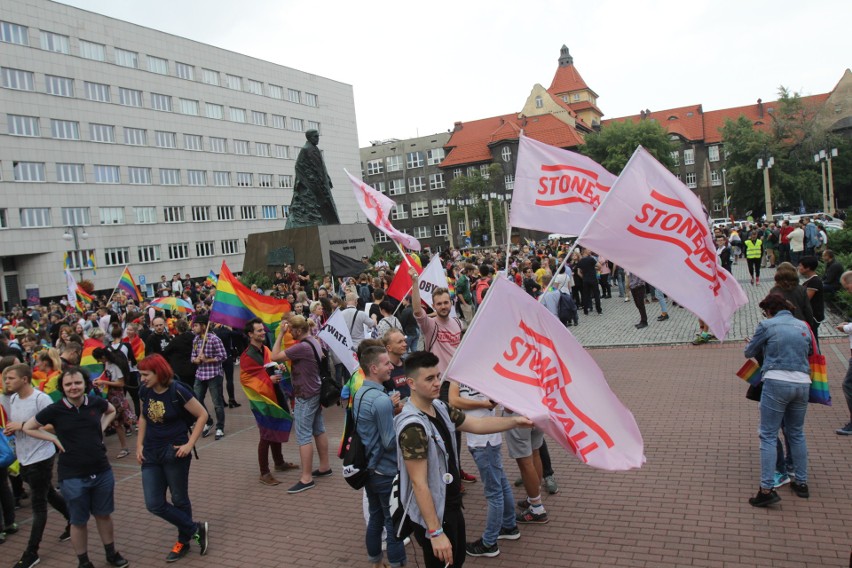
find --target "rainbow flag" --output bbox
[124,336,145,365]
[205,270,218,288]
[736,359,762,386]
[209,262,290,334]
[239,346,292,442]
[117,266,143,302]
[76,286,94,313]
[87,251,97,275]
[80,337,106,395]
[33,369,63,402]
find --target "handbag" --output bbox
[0,408,17,469]
[807,331,831,406]
[736,358,763,401]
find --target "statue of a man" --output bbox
[285,129,341,228]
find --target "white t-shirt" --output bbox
[764,369,810,384]
[458,384,501,448]
[7,390,56,466]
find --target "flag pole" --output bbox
[106,266,126,306]
[504,223,512,273]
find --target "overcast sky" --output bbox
[60,0,849,147]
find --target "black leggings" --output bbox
[747,258,761,280]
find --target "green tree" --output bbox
[580,119,676,174]
[448,164,507,247]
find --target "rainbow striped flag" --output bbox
[124,336,145,365]
[76,286,94,313]
[80,337,106,395]
[117,266,143,302]
[210,262,290,333]
[205,270,218,288]
[33,369,63,402]
[735,359,762,386]
[239,346,292,442]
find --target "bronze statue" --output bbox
[285,129,340,228]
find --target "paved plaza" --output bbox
[5,264,852,567]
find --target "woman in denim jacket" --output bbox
[744,293,813,507]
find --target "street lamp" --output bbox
[756,150,774,220]
[63,225,89,278]
[443,198,455,249]
[721,168,730,220]
[814,147,839,215]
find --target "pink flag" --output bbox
[445,277,645,471]
[577,146,747,339]
[346,170,421,251]
[511,134,617,236]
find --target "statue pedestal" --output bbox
[244,224,375,276]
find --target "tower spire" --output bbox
[558,45,573,66]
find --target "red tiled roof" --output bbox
[548,63,594,96]
[545,93,593,130]
[602,104,706,141]
[702,93,830,143]
[568,99,603,116]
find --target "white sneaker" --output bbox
[215,429,224,440]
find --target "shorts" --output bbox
[503,409,543,459]
[60,469,115,525]
[294,394,325,446]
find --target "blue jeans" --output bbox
[469,443,516,546]
[654,288,668,313]
[759,380,809,488]
[194,375,225,430]
[142,444,197,543]
[365,472,405,568]
[615,270,626,298]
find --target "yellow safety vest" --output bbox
[744,239,762,259]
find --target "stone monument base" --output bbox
[244,224,375,277]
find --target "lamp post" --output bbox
[62,225,89,279]
[756,150,774,220]
[814,148,839,215]
[482,192,497,247]
[444,198,455,249]
[721,168,730,221]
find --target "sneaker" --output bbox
[311,468,333,478]
[287,480,315,494]
[166,541,190,563]
[623,297,630,302]
[656,314,669,321]
[193,521,209,556]
[459,470,477,483]
[836,422,852,435]
[513,477,523,487]
[544,475,559,495]
[497,526,520,540]
[748,488,781,507]
[59,524,71,542]
[465,538,499,558]
[14,550,40,568]
[214,429,224,440]
[772,472,791,488]
[5,522,19,534]
[201,424,212,438]
[634,322,648,329]
[274,462,299,472]
[259,473,280,486]
[105,551,129,567]
[515,498,530,510]
[790,481,809,498]
[78,562,95,568]
[516,507,549,524]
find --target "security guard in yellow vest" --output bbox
[744,231,763,285]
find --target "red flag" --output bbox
[385,255,422,301]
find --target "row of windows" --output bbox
[0,68,320,133]
[670,145,722,167]
[64,240,241,268]
[0,21,319,107]
[365,149,446,175]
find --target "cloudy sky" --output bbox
[60,0,849,147]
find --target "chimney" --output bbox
[757,98,764,119]
[645,109,651,116]
[453,121,463,132]
[639,110,646,119]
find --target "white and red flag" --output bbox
[577,146,747,339]
[511,134,617,236]
[346,170,421,251]
[445,277,644,471]
[318,308,360,374]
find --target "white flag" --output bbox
[415,255,456,316]
[65,269,78,308]
[318,309,360,374]
[346,170,421,251]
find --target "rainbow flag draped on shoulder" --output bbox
[239,346,292,442]
[117,266,144,302]
[209,262,290,334]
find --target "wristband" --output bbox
[427,527,444,539]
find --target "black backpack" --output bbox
[341,389,371,489]
[557,292,577,324]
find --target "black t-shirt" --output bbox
[139,382,196,449]
[381,359,410,398]
[145,331,172,356]
[427,412,462,509]
[803,275,825,322]
[577,256,598,284]
[35,395,111,481]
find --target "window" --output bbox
[196,241,215,257]
[408,176,426,193]
[247,79,263,95]
[258,174,273,187]
[20,208,51,227]
[453,168,462,179]
[390,204,407,220]
[124,127,147,146]
[426,148,444,165]
[179,98,199,115]
[262,205,277,219]
[388,179,405,196]
[184,134,203,151]
[278,175,293,188]
[213,171,230,186]
[217,206,234,220]
[99,207,124,225]
[1,21,28,45]
[14,162,45,182]
[307,120,320,132]
[501,146,512,162]
[367,159,383,175]
[147,56,168,75]
[281,205,290,218]
[45,75,73,97]
[175,62,194,80]
[84,81,110,102]
[712,200,722,212]
[670,151,680,167]
[288,88,301,103]
[168,243,189,260]
[51,119,80,139]
[210,137,227,153]
[1,209,9,229]
[236,172,253,187]
[114,48,138,68]
[374,181,386,193]
[411,201,429,218]
[94,165,120,184]
[535,96,543,109]
[386,155,403,172]
[90,123,115,143]
[2,68,34,91]
[256,143,270,157]
[103,247,129,266]
[304,92,318,107]
[504,175,514,190]
[186,170,207,186]
[154,131,176,148]
[128,167,151,185]
[271,114,286,129]
[202,68,219,85]
[163,206,185,223]
[159,169,180,185]
[290,118,303,131]
[268,84,284,99]
[229,107,246,123]
[374,232,389,244]
[275,145,289,159]
[134,206,156,224]
[252,111,267,126]
[684,149,695,165]
[221,239,239,255]
[234,140,250,155]
[467,166,477,177]
[480,164,490,178]
[458,220,467,234]
[65,249,95,270]
[150,93,172,111]
[41,31,70,53]
[56,163,85,183]
[407,152,424,168]
[710,169,722,186]
[226,74,242,90]
[241,205,257,220]
[119,87,142,107]
[79,40,105,61]
[62,207,90,226]
[206,103,224,119]
[434,224,448,237]
[7,114,40,136]
[413,226,431,239]
[137,245,161,263]
[429,173,445,190]
[708,145,720,162]
[685,172,697,188]
[191,206,210,222]
[431,200,447,215]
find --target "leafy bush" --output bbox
[239,270,273,291]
